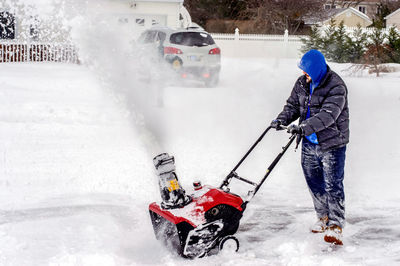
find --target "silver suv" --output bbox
[138,26,221,87]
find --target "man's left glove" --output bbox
[287,124,304,135]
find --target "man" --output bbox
[271,49,349,245]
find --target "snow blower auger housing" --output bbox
[149,127,296,258]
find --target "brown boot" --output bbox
[311,216,328,233]
[324,225,343,245]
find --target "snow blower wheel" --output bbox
[219,235,239,253]
[149,126,297,258]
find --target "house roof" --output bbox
[322,7,372,24]
[385,8,400,20]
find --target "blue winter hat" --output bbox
[298,49,327,88]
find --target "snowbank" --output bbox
[0,58,400,265]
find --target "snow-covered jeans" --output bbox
[301,140,346,228]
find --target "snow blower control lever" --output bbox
[220,126,297,210]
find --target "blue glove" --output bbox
[287,124,304,135]
[270,119,284,131]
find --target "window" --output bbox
[135,18,144,27]
[170,32,215,47]
[118,17,129,24]
[138,30,158,44]
[156,31,166,43]
[30,16,39,41]
[30,25,39,41]
[358,6,366,14]
[0,11,15,39]
[324,4,336,10]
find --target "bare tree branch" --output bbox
[239,0,324,34]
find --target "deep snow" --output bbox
[0,58,400,265]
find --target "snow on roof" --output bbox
[385,8,400,20]
[322,7,372,24]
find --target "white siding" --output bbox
[387,13,400,29]
[88,0,181,28]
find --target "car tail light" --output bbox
[164,47,183,54]
[209,48,221,55]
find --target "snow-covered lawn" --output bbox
[0,58,399,265]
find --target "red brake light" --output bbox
[209,48,220,55]
[164,47,183,54]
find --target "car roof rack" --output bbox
[186,23,204,30]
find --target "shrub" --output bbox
[301,23,400,72]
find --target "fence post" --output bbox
[234,28,239,41]
[27,39,30,62]
[234,28,240,57]
[284,29,289,58]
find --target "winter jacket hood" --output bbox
[298,49,327,89]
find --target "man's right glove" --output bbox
[287,124,304,136]
[270,119,284,130]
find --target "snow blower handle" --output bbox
[231,126,273,173]
[220,126,297,210]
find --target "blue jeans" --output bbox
[301,140,346,228]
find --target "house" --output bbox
[385,8,400,29]
[86,0,191,38]
[322,7,373,27]
[324,0,381,17]
[0,0,73,43]
[305,7,372,27]
[0,0,192,63]
[0,0,192,42]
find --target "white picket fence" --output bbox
[319,25,396,35]
[210,26,398,58]
[211,29,307,58]
[212,29,307,42]
[2,26,393,62]
[0,42,79,63]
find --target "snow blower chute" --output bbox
[149,126,296,258]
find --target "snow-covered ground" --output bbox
[0,58,400,265]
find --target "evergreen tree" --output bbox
[300,26,322,53]
[346,24,367,63]
[320,19,337,61]
[386,27,400,63]
[364,27,388,77]
[332,21,350,63]
[372,3,392,28]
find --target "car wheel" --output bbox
[171,58,182,70]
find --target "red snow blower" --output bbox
[149,126,296,258]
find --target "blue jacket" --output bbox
[276,50,349,151]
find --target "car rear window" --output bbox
[170,32,215,47]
